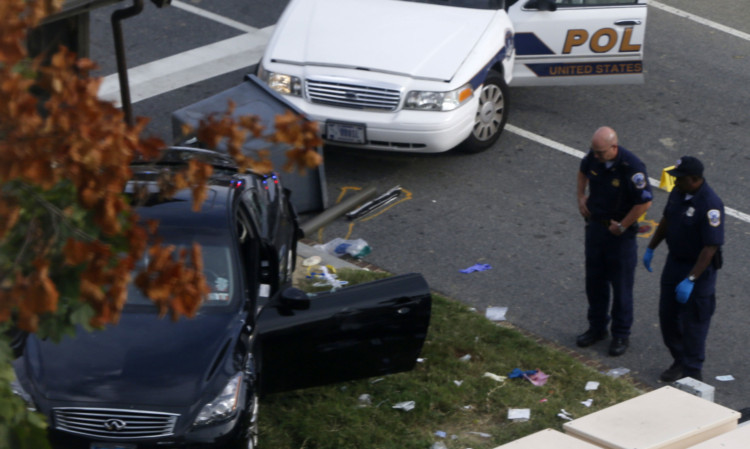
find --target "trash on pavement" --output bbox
[605,367,630,378]
[485,306,508,321]
[460,263,492,273]
[716,375,735,381]
[392,401,415,411]
[483,372,506,383]
[459,354,472,362]
[508,408,530,422]
[345,186,403,221]
[581,398,593,407]
[314,237,372,259]
[524,370,549,386]
[585,381,600,391]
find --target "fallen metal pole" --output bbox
[299,186,377,238]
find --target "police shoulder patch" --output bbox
[631,172,647,189]
[707,209,721,227]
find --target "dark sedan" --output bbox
[11,148,432,448]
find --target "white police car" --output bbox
[258,0,647,153]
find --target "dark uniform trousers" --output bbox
[584,220,637,338]
[659,254,717,373]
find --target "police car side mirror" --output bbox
[280,287,310,310]
[524,0,558,12]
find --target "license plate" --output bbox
[325,121,366,144]
[90,443,136,449]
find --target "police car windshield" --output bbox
[401,0,502,10]
[126,229,236,310]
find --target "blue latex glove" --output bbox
[643,248,655,272]
[675,278,695,304]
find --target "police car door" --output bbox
[508,0,647,86]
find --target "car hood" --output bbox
[268,0,496,81]
[22,310,241,407]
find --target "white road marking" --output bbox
[650,1,750,42]
[505,124,750,224]
[171,0,257,33]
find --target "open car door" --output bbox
[256,273,431,396]
[509,0,648,86]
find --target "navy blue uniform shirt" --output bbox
[663,181,724,262]
[580,146,653,222]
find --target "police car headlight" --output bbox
[193,372,242,426]
[404,84,473,111]
[258,64,302,96]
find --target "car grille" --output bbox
[306,79,401,111]
[54,407,179,439]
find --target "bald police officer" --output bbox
[577,126,653,356]
[643,156,724,382]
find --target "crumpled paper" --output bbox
[460,263,492,273]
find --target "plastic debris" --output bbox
[301,255,322,267]
[605,367,630,378]
[314,237,371,259]
[539,398,548,403]
[524,370,550,386]
[309,265,347,291]
[430,442,448,449]
[370,377,385,384]
[467,431,491,438]
[460,263,492,273]
[485,306,508,321]
[417,358,426,363]
[581,398,593,407]
[357,394,372,407]
[508,408,530,422]
[509,368,537,379]
[482,372,507,383]
[716,375,735,382]
[453,380,463,387]
[461,405,473,410]
[434,430,447,438]
[585,381,600,391]
[392,401,415,411]
[558,409,574,421]
[459,354,472,362]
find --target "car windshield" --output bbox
[401,0,503,10]
[126,229,237,310]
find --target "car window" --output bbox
[126,232,236,309]
[401,0,504,10]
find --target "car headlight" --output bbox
[258,64,302,96]
[193,372,242,426]
[404,83,473,111]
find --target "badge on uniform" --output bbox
[686,207,695,217]
[708,209,721,227]
[631,172,647,189]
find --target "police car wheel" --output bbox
[457,70,509,154]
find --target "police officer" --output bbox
[576,126,653,356]
[643,156,724,382]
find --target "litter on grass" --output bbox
[485,306,508,321]
[558,409,574,421]
[434,431,447,439]
[467,431,491,438]
[585,381,600,391]
[357,394,371,407]
[483,372,507,383]
[453,380,463,387]
[430,442,448,449]
[509,368,537,379]
[581,398,593,407]
[524,370,550,386]
[508,408,531,421]
[605,367,630,378]
[392,401,415,411]
[459,354,472,362]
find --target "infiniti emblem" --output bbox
[103,419,127,432]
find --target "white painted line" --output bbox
[171,0,258,33]
[505,124,750,224]
[650,1,750,42]
[97,28,273,106]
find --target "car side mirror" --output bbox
[280,287,310,310]
[524,0,558,11]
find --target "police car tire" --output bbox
[457,70,509,154]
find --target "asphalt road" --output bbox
[88,0,750,411]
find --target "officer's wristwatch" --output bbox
[688,274,697,282]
